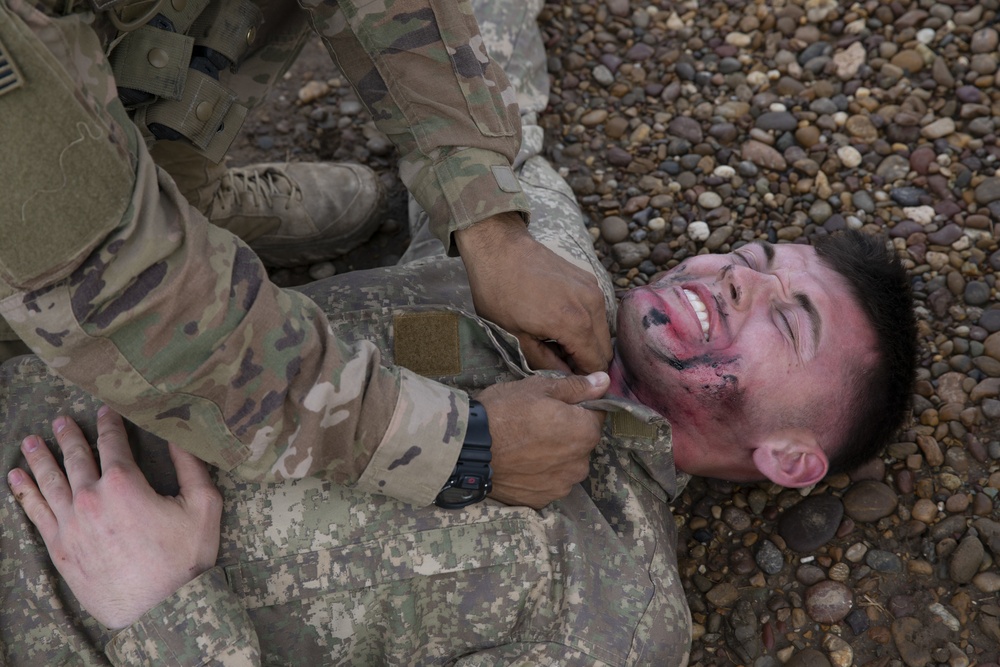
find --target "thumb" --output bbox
[546,371,610,405]
[167,442,213,494]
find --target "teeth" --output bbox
[683,289,710,340]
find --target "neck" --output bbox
[607,354,637,403]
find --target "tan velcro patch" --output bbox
[393,311,462,377]
[491,164,522,193]
[0,6,133,290]
[609,411,658,441]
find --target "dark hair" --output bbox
[814,230,917,474]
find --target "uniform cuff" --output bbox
[105,567,260,667]
[407,147,532,255]
[355,368,468,506]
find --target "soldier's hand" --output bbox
[6,408,222,630]
[477,372,608,509]
[455,212,613,374]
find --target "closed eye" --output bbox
[778,310,796,342]
[734,251,756,270]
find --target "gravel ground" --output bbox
[229,2,1000,665]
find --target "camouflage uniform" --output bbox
[0,0,538,506]
[0,1,691,663]
[1,358,691,666]
[0,144,690,664]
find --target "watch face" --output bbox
[435,485,487,509]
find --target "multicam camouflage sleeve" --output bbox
[320,0,533,250]
[105,568,261,667]
[0,0,552,506]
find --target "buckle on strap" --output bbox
[109,25,193,101]
[140,69,247,162]
[189,0,261,65]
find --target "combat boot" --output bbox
[206,162,385,266]
[150,142,385,267]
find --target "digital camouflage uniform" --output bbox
[0,0,540,507]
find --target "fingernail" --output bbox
[21,436,39,453]
[98,405,110,418]
[587,371,609,387]
[53,417,67,434]
[7,469,24,486]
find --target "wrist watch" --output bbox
[435,400,492,509]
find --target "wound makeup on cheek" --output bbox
[641,308,670,329]
[695,372,744,418]
[713,293,729,319]
[649,347,685,370]
[672,353,739,370]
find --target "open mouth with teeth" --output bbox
[683,288,710,341]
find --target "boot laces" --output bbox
[214,166,303,212]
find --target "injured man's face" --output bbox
[608,241,877,489]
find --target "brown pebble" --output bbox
[911,498,938,523]
[945,493,970,513]
[805,580,853,624]
[916,434,944,467]
[842,480,898,522]
[893,617,934,667]
[896,469,915,494]
[973,492,995,516]
[705,582,740,608]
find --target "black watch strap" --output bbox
[435,400,493,509]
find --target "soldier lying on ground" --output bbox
[2,216,916,664]
[0,0,614,515]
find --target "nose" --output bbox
[725,264,785,311]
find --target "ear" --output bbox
[751,429,829,488]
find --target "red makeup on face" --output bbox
[609,241,875,481]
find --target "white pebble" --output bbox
[929,603,961,632]
[917,28,936,44]
[688,221,710,241]
[845,18,866,34]
[903,205,935,225]
[769,102,787,112]
[698,191,723,209]
[648,217,666,231]
[846,216,864,230]
[837,146,862,168]
[713,165,736,179]
[746,71,768,87]
[832,111,848,126]
[725,32,752,48]
[845,542,868,562]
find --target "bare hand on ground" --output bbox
[6,408,222,630]
[456,213,613,374]
[477,372,609,509]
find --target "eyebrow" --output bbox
[754,240,776,266]
[755,240,822,353]
[795,292,822,353]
